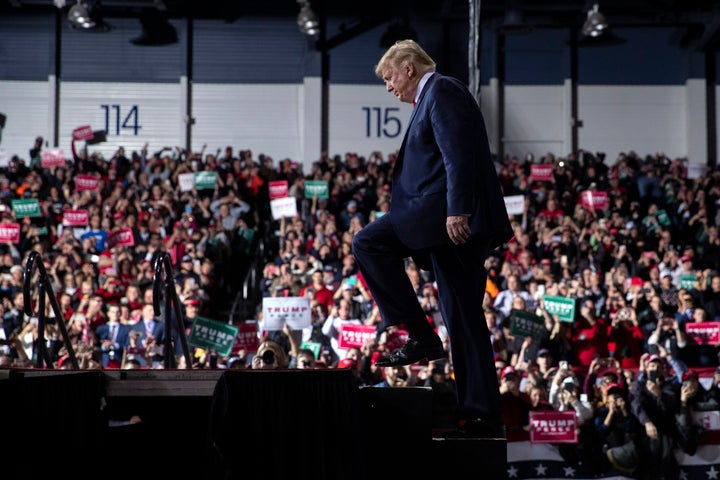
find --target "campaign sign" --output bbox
[62,209,89,227]
[194,171,218,190]
[529,410,578,443]
[680,274,697,291]
[268,180,289,200]
[0,222,20,243]
[543,295,576,323]
[178,172,195,192]
[300,341,322,359]
[188,316,239,357]
[687,162,706,180]
[11,198,41,218]
[530,164,554,182]
[338,323,377,349]
[231,321,259,354]
[509,309,546,339]
[579,190,609,211]
[270,196,297,220]
[304,180,329,199]
[692,410,720,431]
[72,125,94,141]
[685,322,720,345]
[106,228,135,249]
[41,149,66,167]
[75,174,99,191]
[504,194,525,216]
[261,297,311,331]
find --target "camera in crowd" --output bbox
[261,349,275,365]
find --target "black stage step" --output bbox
[0,369,508,479]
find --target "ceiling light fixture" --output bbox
[297,0,320,37]
[67,1,110,31]
[582,3,608,38]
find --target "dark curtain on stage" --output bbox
[208,369,363,480]
[0,371,106,480]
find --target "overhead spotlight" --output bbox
[582,3,608,38]
[131,12,178,46]
[497,9,533,35]
[297,0,320,36]
[67,1,110,31]
[380,20,418,48]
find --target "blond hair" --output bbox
[374,39,436,78]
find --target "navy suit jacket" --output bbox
[96,322,131,350]
[390,73,513,251]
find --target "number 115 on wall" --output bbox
[101,104,142,136]
[362,107,403,138]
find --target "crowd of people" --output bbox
[2,137,720,477]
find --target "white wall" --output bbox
[578,85,687,162]
[0,80,52,162]
[0,78,714,172]
[503,85,567,160]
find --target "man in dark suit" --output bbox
[131,302,166,367]
[352,40,513,437]
[95,303,131,368]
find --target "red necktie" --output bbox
[413,101,417,108]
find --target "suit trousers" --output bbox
[353,214,502,419]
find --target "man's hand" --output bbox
[645,421,658,439]
[447,215,470,245]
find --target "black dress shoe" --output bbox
[374,338,445,367]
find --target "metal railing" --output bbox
[23,251,79,369]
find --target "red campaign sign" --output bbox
[0,222,21,243]
[529,410,577,444]
[685,322,720,345]
[231,322,259,354]
[268,180,289,200]
[530,164,554,182]
[75,174,99,191]
[62,209,89,227]
[579,190,609,210]
[106,228,135,249]
[72,125,94,141]
[40,149,66,168]
[338,323,377,349]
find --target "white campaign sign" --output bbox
[270,196,297,220]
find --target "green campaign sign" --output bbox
[194,171,218,190]
[188,316,239,356]
[543,295,576,323]
[680,274,697,291]
[11,198,41,218]
[509,309,546,339]
[300,341,322,359]
[304,180,329,199]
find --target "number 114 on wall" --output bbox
[101,104,142,136]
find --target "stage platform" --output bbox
[0,369,506,479]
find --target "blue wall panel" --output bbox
[0,14,55,81]
[193,18,310,84]
[61,17,185,82]
[577,27,689,85]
